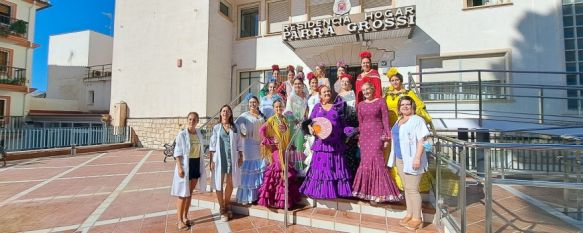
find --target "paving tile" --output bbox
[98,189,170,220]
[0,181,41,202]
[311,208,337,221]
[281,224,311,233]
[138,161,175,173]
[88,155,143,165]
[229,214,255,231]
[360,213,386,230]
[334,210,359,225]
[255,224,284,233]
[16,157,88,168]
[124,172,172,191]
[112,219,143,233]
[20,175,124,199]
[249,216,283,228]
[63,164,135,178]
[88,224,117,233]
[0,195,106,232]
[0,167,70,182]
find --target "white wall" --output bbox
[0,90,25,116]
[29,98,80,112]
[84,79,111,112]
[48,31,91,66]
[110,0,211,118]
[207,0,235,114]
[88,31,113,66]
[46,65,86,100]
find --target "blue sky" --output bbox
[32,0,115,91]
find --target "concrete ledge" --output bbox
[6,143,133,161]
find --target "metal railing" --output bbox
[409,70,583,126]
[0,116,26,129]
[0,65,26,86]
[436,128,582,174]
[86,64,112,80]
[432,134,583,233]
[0,15,28,38]
[0,126,131,152]
[200,80,265,141]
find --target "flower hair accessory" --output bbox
[387,67,399,78]
[287,65,295,73]
[272,65,280,71]
[317,62,326,69]
[296,65,303,73]
[340,73,353,82]
[307,72,316,80]
[336,60,346,68]
[359,51,372,59]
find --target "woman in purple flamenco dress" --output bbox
[257,100,301,209]
[300,85,354,199]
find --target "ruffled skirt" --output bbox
[236,159,267,204]
[257,151,301,209]
[352,153,403,202]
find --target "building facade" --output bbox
[0,0,48,119]
[44,30,113,114]
[111,0,575,148]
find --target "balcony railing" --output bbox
[85,64,112,80]
[0,15,28,38]
[0,66,26,86]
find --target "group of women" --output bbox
[170,51,433,231]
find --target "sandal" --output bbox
[177,221,189,231]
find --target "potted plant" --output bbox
[9,20,27,36]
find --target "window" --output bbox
[239,69,289,95]
[240,6,259,38]
[0,50,8,78]
[267,0,290,34]
[88,91,95,105]
[363,0,393,12]
[239,71,264,101]
[219,0,231,18]
[563,1,583,111]
[0,4,10,25]
[466,0,512,8]
[310,0,334,20]
[0,99,5,116]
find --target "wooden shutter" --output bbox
[363,0,392,12]
[310,0,334,20]
[268,0,290,33]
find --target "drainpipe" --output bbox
[230,64,237,101]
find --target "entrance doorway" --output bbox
[325,64,378,94]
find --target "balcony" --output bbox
[0,65,25,86]
[0,15,28,38]
[84,64,112,82]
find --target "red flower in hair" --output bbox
[307,72,316,81]
[359,51,372,59]
[287,65,295,73]
[340,73,353,82]
[272,65,280,71]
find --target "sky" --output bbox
[32,0,115,92]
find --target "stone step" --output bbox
[190,191,439,233]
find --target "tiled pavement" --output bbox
[1,148,579,233]
[0,149,366,233]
